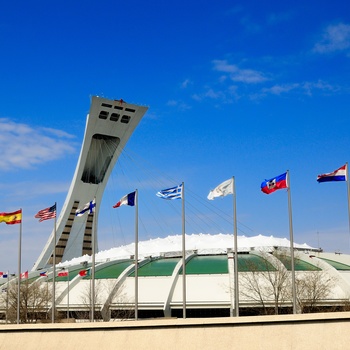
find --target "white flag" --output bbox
[207,178,234,200]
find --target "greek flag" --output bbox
[76,199,96,216]
[156,184,182,200]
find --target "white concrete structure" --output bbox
[33,96,148,270]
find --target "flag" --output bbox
[58,271,68,277]
[76,199,96,217]
[35,204,56,222]
[113,191,136,208]
[40,271,47,277]
[261,172,288,194]
[79,269,90,277]
[317,164,347,183]
[207,178,234,200]
[0,209,22,225]
[156,184,182,200]
[20,271,28,279]
[2,273,8,279]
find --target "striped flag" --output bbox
[58,270,68,277]
[20,271,28,279]
[113,191,136,208]
[0,210,22,225]
[156,184,182,200]
[35,204,56,222]
[261,172,288,194]
[317,164,347,183]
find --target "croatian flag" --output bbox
[76,199,96,217]
[317,164,347,183]
[261,172,288,194]
[113,191,136,208]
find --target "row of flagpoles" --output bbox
[0,163,349,322]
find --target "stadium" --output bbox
[1,96,350,323]
[2,233,350,322]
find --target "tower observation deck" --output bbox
[33,96,148,271]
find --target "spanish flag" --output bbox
[0,209,22,225]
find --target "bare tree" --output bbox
[2,279,52,323]
[295,268,335,313]
[77,279,134,321]
[239,251,290,315]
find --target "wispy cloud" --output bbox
[166,100,191,111]
[0,118,77,171]
[313,23,350,54]
[0,180,70,198]
[213,60,268,84]
[180,79,192,89]
[261,80,338,97]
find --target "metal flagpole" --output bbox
[17,209,22,324]
[232,177,239,317]
[67,272,70,319]
[91,203,96,322]
[346,163,350,249]
[6,273,9,324]
[135,189,139,320]
[52,202,57,323]
[182,182,186,319]
[287,170,297,314]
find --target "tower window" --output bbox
[121,115,131,124]
[99,111,109,119]
[110,113,120,122]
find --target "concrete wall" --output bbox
[1,312,350,350]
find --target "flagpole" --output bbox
[287,170,297,314]
[346,162,350,249]
[6,273,9,324]
[52,202,57,323]
[67,272,70,319]
[17,209,22,324]
[91,205,96,322]
[182,182,186,319]
[232,177,239,317]
[134,189,139,320]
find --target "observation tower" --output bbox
[33,96,148,270]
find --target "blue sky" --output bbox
[1,1,350,273]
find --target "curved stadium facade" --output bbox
[1,234,350,320]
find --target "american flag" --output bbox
[35,204,56,222]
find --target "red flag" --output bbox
[79,269,90,277]
[58,271,68,277]
[20,271,28,279]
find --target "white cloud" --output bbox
[213,60,268,84]
[313,23,350,53]
[262,83,300,95]
[261,80,338,97]
[181,79,192,89]
[0,118,77,171]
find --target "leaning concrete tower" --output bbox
[33,96,148,270]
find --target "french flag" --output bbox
[113,191,136,208]
[261,172,288,194]
[317,164,347,183]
